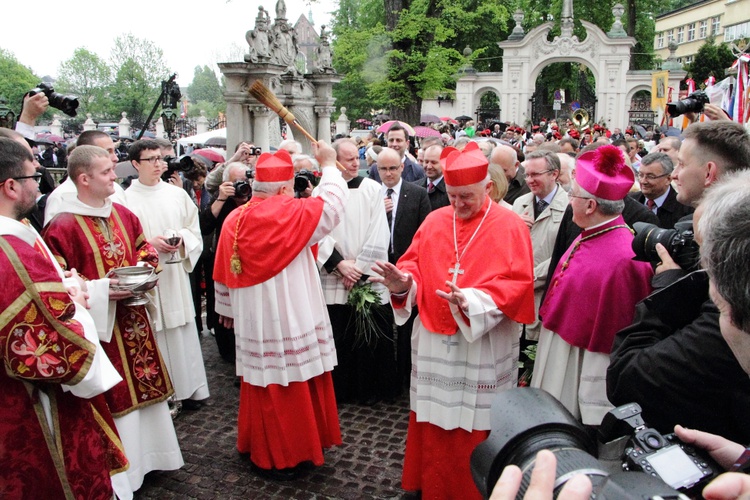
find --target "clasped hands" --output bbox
[369,260,469,312]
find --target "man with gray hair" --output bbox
[631,151,693,229]
[199,161,252,362]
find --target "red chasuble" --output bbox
[214,195,324,288]
[42,203,173,417]
[0,235,127,500]
[540,215,654,353]
[397,197,535,334]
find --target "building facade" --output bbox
[654,0,750,67]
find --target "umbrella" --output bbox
[414,126,441,138]
[659,125,682,138]
[440,116,458,124]
[420,113,441,124]
[193,148,225,163]
[634,125,648,138]
[356,118,372,126]
[115,160,138,178]
[376,120,415,136]
[455,115,472,121]
[37,133,64,143]
[204,136,227,147]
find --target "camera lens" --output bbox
[632,222,678,264]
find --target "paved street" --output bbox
[137,333,413,499]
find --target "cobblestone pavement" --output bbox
[136,333,413,499]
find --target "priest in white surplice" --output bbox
[124,139,209,408]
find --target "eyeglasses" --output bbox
[377,165,401,172]
[523,170,553,180]
[569,193,595,201]
[138,156,164,164]
[637,172,671,181]
[0,173,43,185]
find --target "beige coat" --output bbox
[512,185,569,339]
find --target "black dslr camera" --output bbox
[161,155,196,181]
[667,90,710,118]
[632,220,700,270]
[233,170,254,198]
[27,82,79,117]
[294,169,320,194]
[471,388,719,499]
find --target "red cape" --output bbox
[214,195,324,288]
[397,197,535,335]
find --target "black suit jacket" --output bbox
[630,187,694,229]
[414,176,450,211]
[503,165,530,205]
[389,181,431,264]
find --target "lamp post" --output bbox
[0,97,16,129]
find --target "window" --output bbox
[677,26,685,43]
[688,23,695,41]
[700,20,708,38]
[712,16,721,36]
[684,55,693,64]
[657,32,664,48]
[725,21,750,42]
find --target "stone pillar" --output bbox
[118,112,131,139]
[83,113,96,132]
[252,106,272,152]
[335,106,349,137]
[155,117,165,139]
[196,110,209,135]
[50,114,63,137]
[317,106,336,142]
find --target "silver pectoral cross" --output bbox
[448,262,464,284]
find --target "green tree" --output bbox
[187,66,223,106]
[109,58,159,127]
[0,48,40,116]
[56,48,112,118]
[686,37,736,84]
[110,33,171,88]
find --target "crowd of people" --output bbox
[2,87,750,500]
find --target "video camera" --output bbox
[294,169,320,194]
[632,220,701,271]
[471,388,719,499]
[667,90,710,118]
[27,82,79,117]
[161,155,197,182]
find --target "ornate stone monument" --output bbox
[221,0,340,154]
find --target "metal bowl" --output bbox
[107,266,158,305]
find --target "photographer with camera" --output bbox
[199,161,252,362]
[608,121,750,444]
[488,171,750,500]
[292,154,320,198]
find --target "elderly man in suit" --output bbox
[379,147,431,390]
[631,152,693,229]
[414,144,449,211]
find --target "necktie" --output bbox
[646,199,656,211]
[386,188,394,226]
[535,199,548,219]
[386,188,395,253]
[427,182,435,194]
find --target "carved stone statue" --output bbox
[245,6,272,63]
[271,19,299,73]
[275,0,287,20]
[315,25,333,72]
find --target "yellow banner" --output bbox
[652,71,669,111]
